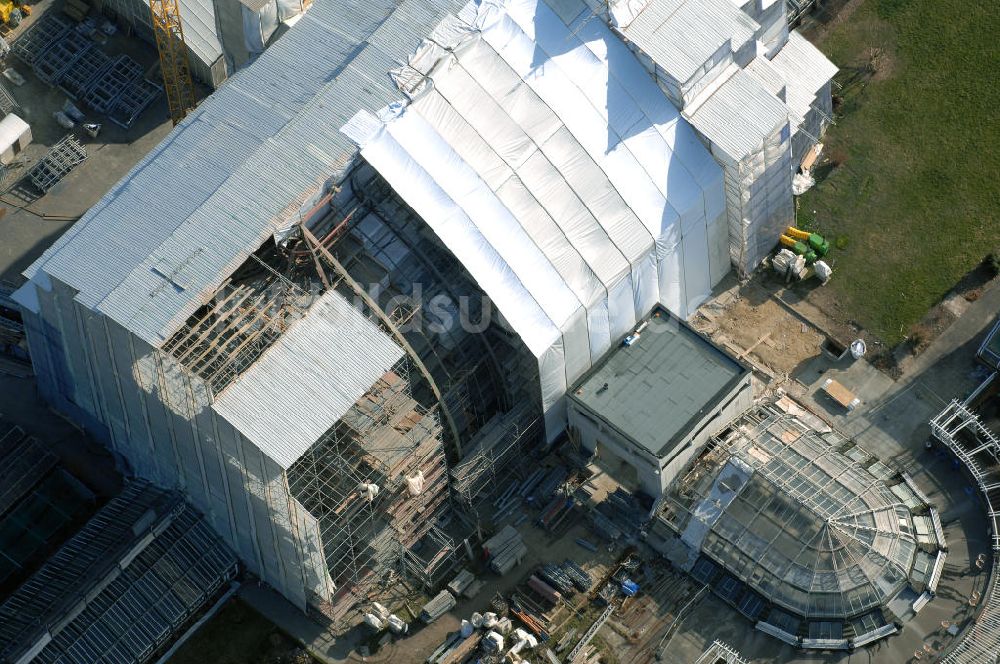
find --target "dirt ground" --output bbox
[691,275,844,383]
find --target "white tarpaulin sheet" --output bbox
[343,0,727,440]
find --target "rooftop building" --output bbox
[567,306,751,495]
[13,0,836,617]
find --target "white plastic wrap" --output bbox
[275,0,301,21]
[357,120,562,358]
[341,0,730,440]
[479,0,719,315]
[406,470,425,496]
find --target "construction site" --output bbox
[0,0,996,663]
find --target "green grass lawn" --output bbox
[798,0,1000,345]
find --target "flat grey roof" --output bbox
[570,306,748,457]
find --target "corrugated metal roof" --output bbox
[179,0,224,65]
[767,30,838,125]
[618,0,758,84]
[25,0,464,347]
[686,67,789,159]
[212,291,404,469]
[745,54,786,101]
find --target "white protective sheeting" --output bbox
[344,0,727,440]
[767,31,839,131]
[212,290,404,468]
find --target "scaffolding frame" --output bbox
[286,356,454,616]
[930,399,1000,552]
[162,253,312,395]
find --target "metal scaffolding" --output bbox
[286,357,455,617]
[162,251,313,396]
[931,399,1000,552]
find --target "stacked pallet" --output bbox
[420,590,456,624]
[483,525,526,575]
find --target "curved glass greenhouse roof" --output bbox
[663,401,946,623]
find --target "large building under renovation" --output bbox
[13,0,836,616]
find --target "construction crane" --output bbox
[148,0,197,125]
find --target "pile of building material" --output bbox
[427,631,482,664]
[538,564,574,595]
[447,568,485,599]
[527,575,562,604]
[10,13,71,66]
[562,560,593,592]
[33,29,92,85]
[13,14,159,129]
[27,134,86,192]
[420,590,456,624]
[537,494,574,532]
[589,488,647,543]
[772,248,807,280]
[0,83,19,115]
[83,54,141,110]
[509,599,549,641]
[532,466,568,503]
[483,525,527,575]
[58,47,111,99]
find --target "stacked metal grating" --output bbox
[28,135,87,192]
[0,480,238,664]
[15,16,159,129]
[10,13,72,66]
[0,82,19,115]
[59,47,113,100]
[109,78,162,128]
[561,560,592,592]
[32,29,93,85]
[83,54,145,113]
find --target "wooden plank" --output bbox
[737,332,771,360]
[822,378,859,410]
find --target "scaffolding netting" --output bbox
[342,0,728,439]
